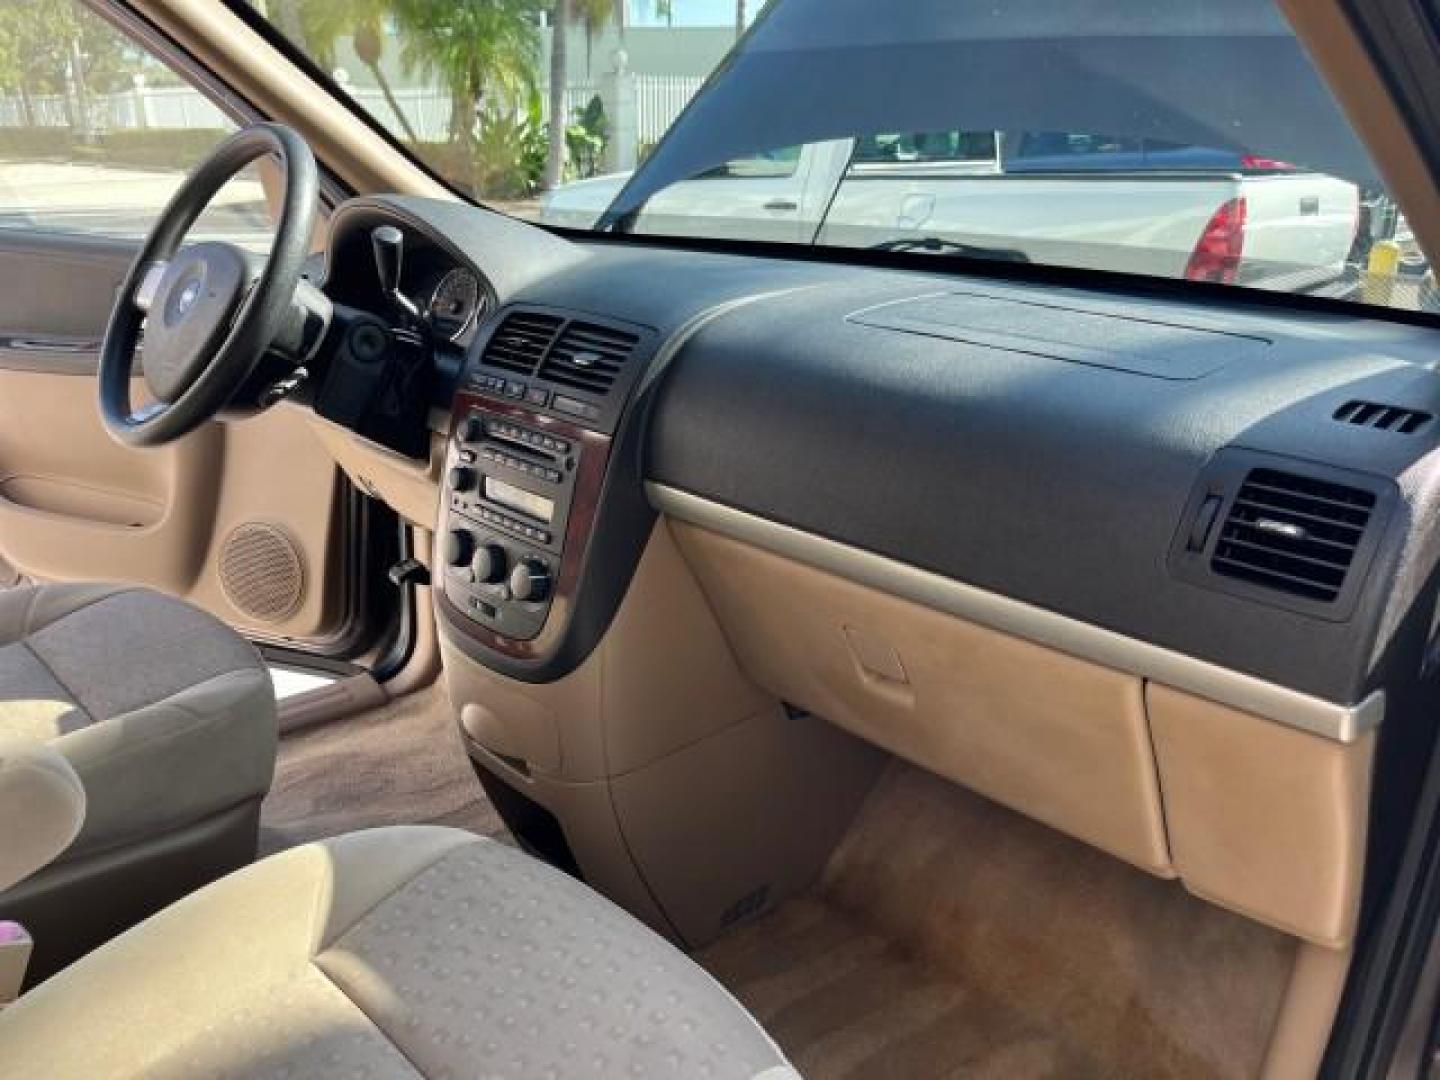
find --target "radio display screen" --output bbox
[484,477,555,524]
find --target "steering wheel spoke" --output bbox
[132,260,169,314]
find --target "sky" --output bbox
[627,1,766,29]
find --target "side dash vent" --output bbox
[1333,399,1432,434]
[537,321,640,396]
[1211,468,1376,603]
[481,311,564,376]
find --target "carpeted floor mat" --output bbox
[698,762,1297,1079]
[259,683,506,855]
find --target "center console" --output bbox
[435,305,656,667]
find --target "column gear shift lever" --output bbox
[370,225,424,328]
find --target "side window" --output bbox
[700,145,803,180]
[1002,131,1150,173]
[0,0,273,251]
[852,131,998,167]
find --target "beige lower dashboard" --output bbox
[656,489,1374,950]
[440,464,1374,952]
[305,413,445,528]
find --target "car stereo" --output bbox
[439,401,596,643]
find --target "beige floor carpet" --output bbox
[699,763,1298,1080]
[259,683,507,855]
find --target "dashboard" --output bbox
[307,193,1440,955]
[320,194,1440,707]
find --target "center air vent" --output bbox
[1211,468,1376,603]
[537,321,640,396]
[481,311,564,375]
[1333,399,1432,434]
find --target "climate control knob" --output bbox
[447,465,476,492]
[507,558,551,603]
[444,529,475,568]
[472,543,508,585]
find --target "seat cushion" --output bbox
[0,826,799,1080]
[0,584,276,859]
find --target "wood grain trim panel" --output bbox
[436,390,611,660]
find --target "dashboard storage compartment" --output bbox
[1147,684,1373,948]
[672,522,1175,877]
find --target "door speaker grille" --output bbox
[219,522,305,623]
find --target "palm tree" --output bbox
[736,0,746,39]
[542,0,569,190]
[542,0,612,190]
[352,21,421,144]
[576,0,614,75]
[394,0,541,154]
[287,0,421,143]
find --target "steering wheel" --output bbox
[99,123,319,448]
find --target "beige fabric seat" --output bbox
[0,826,800,1080]
[0,582,277,981]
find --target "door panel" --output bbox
[0,230,347,649]
[0,1,352,652]
[0,232,134,342]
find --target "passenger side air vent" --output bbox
[1211,468,1376,603]
[1332,399,1432,434]
[537,321,640,396]
[481,311,564,375]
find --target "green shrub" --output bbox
[0,126,231,170]
[565,95,608,180]
[0,127,76,160]
[406,97,547,200]
[476,107,547,198]
[100,129,232,169]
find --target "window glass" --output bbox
[854,131,998,166]
[248,0,1433,315]
[702,146,801,179]
[0,0,274,250]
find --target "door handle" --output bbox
[763,199,799,211]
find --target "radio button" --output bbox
[552,395,600,421]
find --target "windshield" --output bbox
[251,0,1435,315]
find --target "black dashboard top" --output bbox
[328,195,1440,703]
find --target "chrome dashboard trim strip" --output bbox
[648,482,1383,744]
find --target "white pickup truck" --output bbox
[541,132,1361,288]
